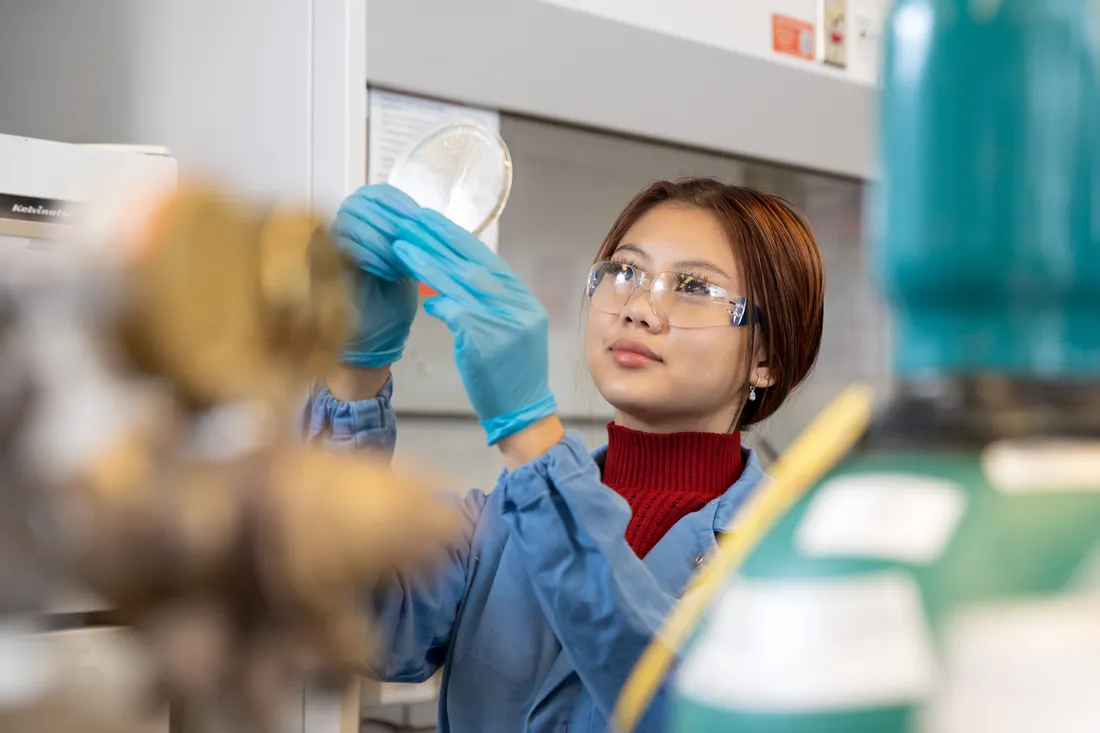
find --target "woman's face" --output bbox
[585,203,756,434]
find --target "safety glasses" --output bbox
[586,260,762,328]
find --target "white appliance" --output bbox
[0,134,177,733]
[0,134,177,281]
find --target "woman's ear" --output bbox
[750,363,775,389]
[750,339,775,389]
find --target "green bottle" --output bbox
[672,1,1100,731]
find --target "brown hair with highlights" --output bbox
[592,178,825,428]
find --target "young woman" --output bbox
[305,178,825,732]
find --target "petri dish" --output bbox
[388,122,513,236]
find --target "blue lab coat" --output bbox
[302,379,766,733]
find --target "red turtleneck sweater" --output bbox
[602,422,744,558]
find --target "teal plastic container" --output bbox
[870,0,1100,378]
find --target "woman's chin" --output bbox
[598,385,666,421]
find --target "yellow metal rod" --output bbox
[610,383,876,733]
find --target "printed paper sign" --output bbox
[772,14,816,61]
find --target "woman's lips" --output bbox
[610,339,662,368]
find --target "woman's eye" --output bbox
[676,275,711,295]
[609,261,637,280]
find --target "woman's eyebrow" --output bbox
[673,258,730,279]
[616,245,731,279]
[613,243,650,259]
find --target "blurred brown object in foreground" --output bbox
[111,185,353,412]
[66,436,458,733]
[2,182,460,733]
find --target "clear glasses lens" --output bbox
[586,261,744,328]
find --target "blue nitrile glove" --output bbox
[359,191,558,445]
[329,185,420,368]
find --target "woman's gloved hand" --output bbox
[353,185,558,445]
[329,185,421,368]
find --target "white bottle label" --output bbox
[919,593,1100,733]
[982,439,1100,495]
[677,572,937,713]
[796,473,967,564]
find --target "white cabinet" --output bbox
[365,0,877,179]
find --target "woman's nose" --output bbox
[620,288,664,332]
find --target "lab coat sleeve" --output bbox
[301,376,486,682]
[362,487,486,682]
[301,376,398,457]
[498,431,675,732]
